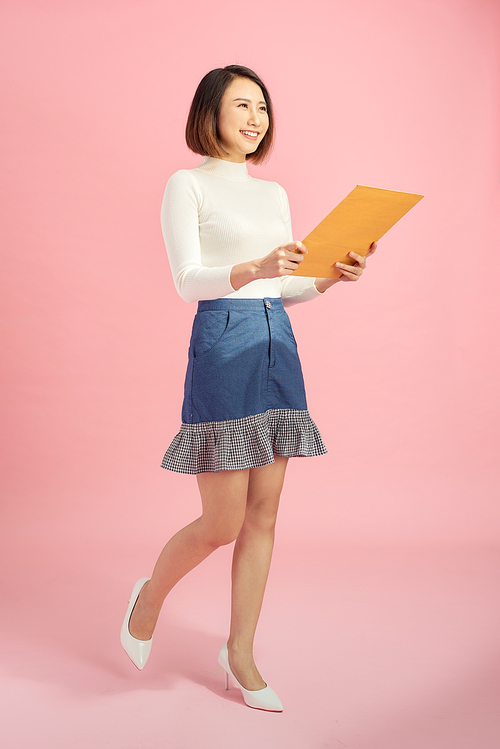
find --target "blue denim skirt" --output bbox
[161,298,327,474]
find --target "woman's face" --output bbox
[217,77,269,163]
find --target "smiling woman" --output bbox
[216,79,269,161]
[185,64,275,164]
[121,63,373,714]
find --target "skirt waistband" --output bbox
[197,297,283,313]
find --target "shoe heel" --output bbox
[217,642,283,712]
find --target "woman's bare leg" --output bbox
[129,469,250,640]
[227,456,289,690]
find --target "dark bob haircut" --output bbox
[185,65,275,165]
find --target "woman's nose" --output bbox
[247,108,261,127]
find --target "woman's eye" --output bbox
[237,103,267,112]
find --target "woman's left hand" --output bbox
[314,241,377,292]
[336,241,377,282]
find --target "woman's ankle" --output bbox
[227,638,254,658]
[129,583,161,640]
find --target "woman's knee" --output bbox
[198,516,244,548]
[246,497,280,532]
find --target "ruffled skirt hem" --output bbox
[161,408,327,475]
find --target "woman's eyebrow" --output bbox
[233,97,267,105]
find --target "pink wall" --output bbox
[1,0,499,546]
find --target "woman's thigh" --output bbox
[246,456,289,523]
[195,457,289,542]
[196,469,250,545]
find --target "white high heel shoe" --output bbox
[120,578,152,670]
[218,642,283,712]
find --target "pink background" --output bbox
[1,1,499,747]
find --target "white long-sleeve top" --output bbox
[160,156,321,306]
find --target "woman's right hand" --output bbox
[230,241,307,291]
[256,241,308,279]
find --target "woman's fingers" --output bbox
[282,242,307,272]
[336,254,364,281]
[348,251,366,269]
[258,241,309,279]
[336,263,363,281]
[283,256,302,272]
[335,243,377,281]
[284,241,307,256]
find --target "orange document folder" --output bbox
[293,185,424,278]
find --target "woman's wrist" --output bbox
[314,277,340,293]
[230,259,262,291]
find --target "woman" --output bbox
[121,64,375,712]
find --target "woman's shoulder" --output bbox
[166,166,199,188]
[164,167,204,201]
[250,174,288,197]
[255,177,289,207]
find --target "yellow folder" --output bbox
[293,185,424,278]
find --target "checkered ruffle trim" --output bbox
[161,409,327,474]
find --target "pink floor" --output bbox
[3,537,499,748]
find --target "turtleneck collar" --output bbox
[196,156,250,182]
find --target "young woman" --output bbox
[121,64,375,712]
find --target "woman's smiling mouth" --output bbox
[240,130,259,140]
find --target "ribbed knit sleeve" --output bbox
[276,185,322,307]
[161,170,235,303]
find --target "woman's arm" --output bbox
[161,171,235,303]
[162,171,309,302]
[231,243,377,295]
[162,171,375,303]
